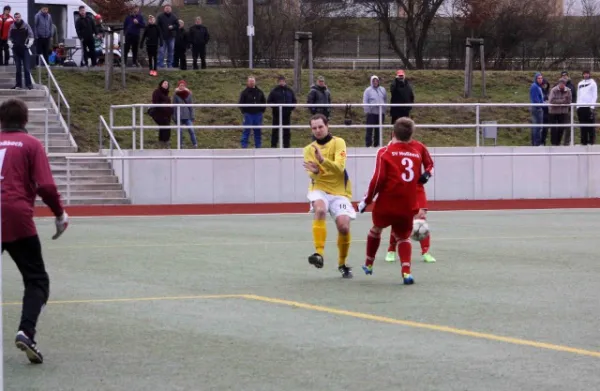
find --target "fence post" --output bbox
[279,105,283,149]
[570,106,575,146]
[140,106,144,150]
[378,104,383,147]
[66,158,71,206]
[132,107,137,151]
[177,106,181,150]
[475,104,480,147]
[44,109,49,154]
[98,118,102,152]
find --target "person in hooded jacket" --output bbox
[307,76,331,119]
[529,72,545,146]
[363,75,387,147]
[267,75,297,148]
[173,20,188,70]
[150,79,173,148]
[390,70,414,123]
[172,80,197,148]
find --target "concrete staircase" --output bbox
[0,65,130,205]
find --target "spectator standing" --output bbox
[0,6,14,65]
[33,6,52,66]
[560,71,577,145]
[75,5,97,67]
[238,76,266,148]
[173,20,188,70]
[529,72,545,146]
[363,75,387,147]
[267,75,297,148]
[8,13,33,90]
[156,5,178,68]
[548,78,572,146]
[150,79,173,148]
[389,69,414,122]
[307,76,331,119]
[123,6,145,67]
[140,15,162,76]
[188,16,209,70]
[576,70,598,145]
[172,80,197,148]
[540,78,550,145]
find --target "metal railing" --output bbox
[36,54,71,134]
[65,115,123,205]
[108,102,595,150]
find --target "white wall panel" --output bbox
[511,147,551,199]
[171,149,214,204]
[212,149,256,203]
[432,147,475,200]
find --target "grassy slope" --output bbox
[53,69,549,151]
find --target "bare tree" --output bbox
[91,0,135,22]
[364,0,447,69]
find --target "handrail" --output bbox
[37,53,71,131]
[99,115,124,156]
[111,102,584,108]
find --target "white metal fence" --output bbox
[106,102,597,150]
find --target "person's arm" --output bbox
[138,15,146,29]
[303,145,319,181]
[32,142,63,217]
[593,81,598,110]
[319,137,347,175]
[419,145,433,184]
[33,13,39,39]
[259,89,266,113]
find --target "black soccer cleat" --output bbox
[338,264,353,279]
[308,253,324,269]
[15,331,43,364]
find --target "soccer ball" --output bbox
[411,219,430,241]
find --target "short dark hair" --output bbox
[14,12,20,17]
[393,117,414,141]
[309,113,328,127]
[0,99,29,130]
[79,5,85,10]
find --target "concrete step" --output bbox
[54,175,120,184]
[45,146,78,153]
[50,168,114,176]
[59,189,127,198]
[0,89,46,97]
[0,96,47,103]
[36,197,131,206]
[51,161,112,170]
[56,183,124,191]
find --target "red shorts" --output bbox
[372,212,413,241]
[417,188,427,209]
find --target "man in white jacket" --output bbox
[363,75,387,147]
[576,70,598,145]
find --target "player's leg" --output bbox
[417,191,436,263]
[362,225,382,275]
[385,230,397,262]
[4,236,49,364]
[330,196,356,278]
[307,191,329,269]
[392,218,415,285]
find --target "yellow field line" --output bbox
[1,294,244,306]
[242,294,600,359]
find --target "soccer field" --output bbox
[2,209,600,390]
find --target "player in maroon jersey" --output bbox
[385,137,436,263]
[357,117,425,284]
[0,98,69,364]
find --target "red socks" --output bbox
[365,228,381,267]
[387,233,396,253]
[420,235,430,254]
[398,239,412,275]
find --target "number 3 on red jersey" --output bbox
[401,157,415,182]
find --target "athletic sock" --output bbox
[365,228,381,267]
[387,232,396,253]
[420,235,431,255]
[398,239,412,275]
[312,219,327,255]
[337,232,351,266]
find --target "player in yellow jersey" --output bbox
[302,114,355,278]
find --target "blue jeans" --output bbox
[530,107,544,146]
[178,119,197,147]
[158,38,174,68]
[241,113,263,148]
[14,51,32,88]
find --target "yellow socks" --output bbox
[312,219,327,255]
[337,232,351,266]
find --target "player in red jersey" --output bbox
[0,98,69,364]
[384,135,435,263]
[357,117,425,284]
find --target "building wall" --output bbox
[104,146,600,205]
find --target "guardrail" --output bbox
[36,54,71,133]
[107,102,596,150]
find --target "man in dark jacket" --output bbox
[390,70,415,123]
[173,20,188,70]
[123,6,145,67]
[188,16,209,70]
[74,5,96,67]
[8,13,34,90]
[156,5,178,68]
[239,76,266,148]
[267,76,297,148]
[0,98,68,364]
[307,76,331,119]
